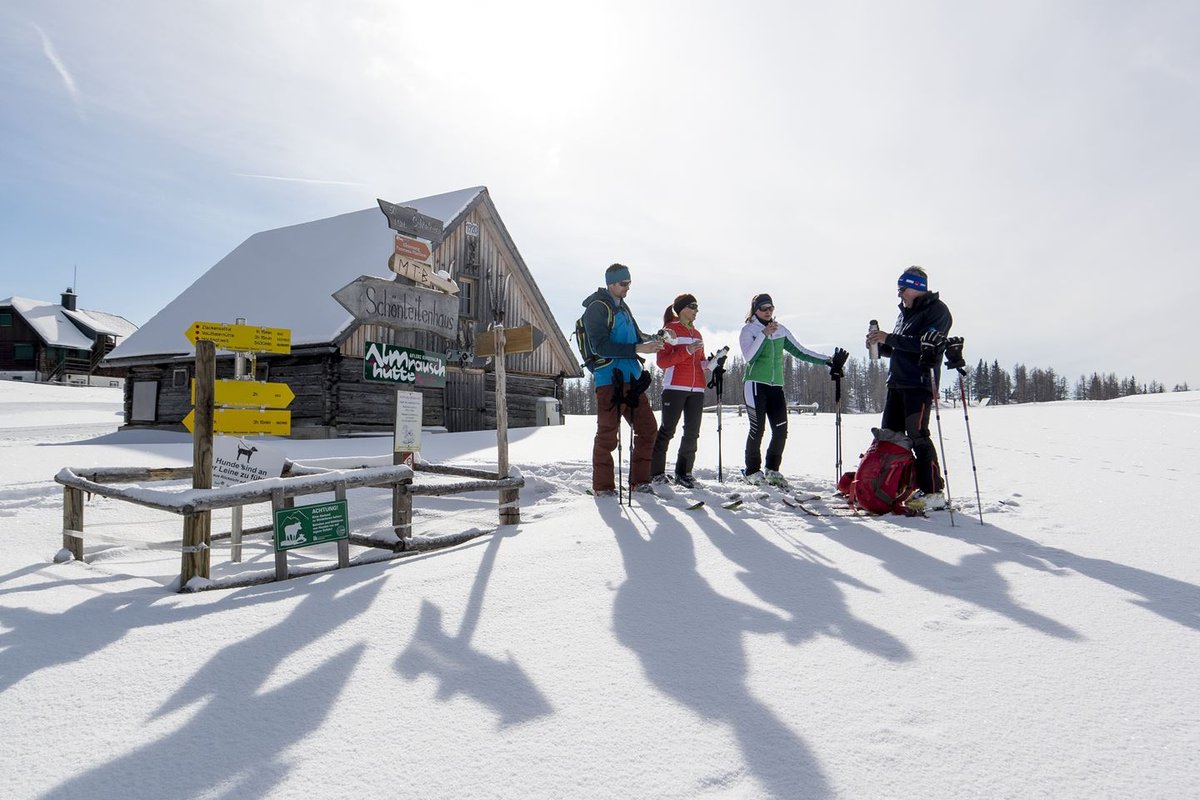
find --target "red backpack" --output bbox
[839,428,918,515]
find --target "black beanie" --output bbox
[672,293,698,314]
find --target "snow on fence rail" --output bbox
[54,460,524,591]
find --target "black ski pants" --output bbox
[651,389,704,478]
[744,382,788,474]
[882,386,944,494]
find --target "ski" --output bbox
[646,481,705,511]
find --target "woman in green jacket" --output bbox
[738,293,832,488]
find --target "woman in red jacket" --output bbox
[650,293,709,488]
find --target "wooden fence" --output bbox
[55,461,523,591]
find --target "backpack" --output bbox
[573,299,614,373]
[840,428,918,515]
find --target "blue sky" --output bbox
[2,1,1197,387]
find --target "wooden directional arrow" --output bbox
[394,234,432,262]
[183,408,292,436]
[377,199,444,243]
[192,379,295,408]
[185,321,291,354]
[474,324,537,357]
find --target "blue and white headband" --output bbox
[898,271,928,292]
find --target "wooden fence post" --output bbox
[181,339,215,588]
[335,482,349,568]
[494,327,520,525]
[62,486,84,562]
[393,478,412,549]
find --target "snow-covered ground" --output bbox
[1,380,1197,799]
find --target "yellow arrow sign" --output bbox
[192,379,295,408]
[183,408,292,436]
[185,321,291,354]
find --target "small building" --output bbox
[104,187,583,436]
[0,290,137,384]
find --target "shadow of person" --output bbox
[608,501,831,799]
[695,509,913,662]
[930,518,1200,632]
[814,513,1082,641]
[37,577,383,799]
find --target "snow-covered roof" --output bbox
[1,296,99,350]
[107,186,485,362]
[63,307,138,339]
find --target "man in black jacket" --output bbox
[866,266,953,508]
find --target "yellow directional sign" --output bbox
[185,321,291,354]
[192,379,295,408]
[183,408,292,436]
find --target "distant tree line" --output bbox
[561,354,1190,415]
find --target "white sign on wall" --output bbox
[394,390,423,454]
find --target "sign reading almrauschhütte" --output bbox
[363,342,447,387]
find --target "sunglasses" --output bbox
[757,304,774,312]
[685,303,699,310]
[617,281,631,287]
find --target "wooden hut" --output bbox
[104,187,582,436]
[1,290,136,384]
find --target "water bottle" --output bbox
[868,320,880,361]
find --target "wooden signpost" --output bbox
[183,320,294,581]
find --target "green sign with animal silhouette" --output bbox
[273,500,349,551]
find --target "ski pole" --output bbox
[929,367,956,527]
[628,422,634,507]
[834,375,843,487]
[957,368,985,525]
[716,368,724,483]
[615,400,624,507]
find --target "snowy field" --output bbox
[0,380,1197,799]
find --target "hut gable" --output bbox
[106,186,579,377]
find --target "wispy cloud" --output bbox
[232,173,364,187]
[32,23,86,121]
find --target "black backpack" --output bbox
[573,299,614,373]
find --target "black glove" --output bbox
[944,336,966,372]
[610,369,626,409]
[625,370,652,409]
[706,351,728,389]
[919,330,945,369]
[827,347,849,380]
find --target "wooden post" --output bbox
[392,475,412,549]
[272,488,287,581]
[62,486,84,562]
[230,318,246,563]
[493,326,520,525]
[335,482,349,569]
[182,339,215,588]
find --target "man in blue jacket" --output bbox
[581,263,664,496]
[866,266,953,509]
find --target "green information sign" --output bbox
[274,500,349,551]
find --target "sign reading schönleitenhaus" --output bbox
[332,277,458,340]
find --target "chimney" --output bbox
[61,287,77,311]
